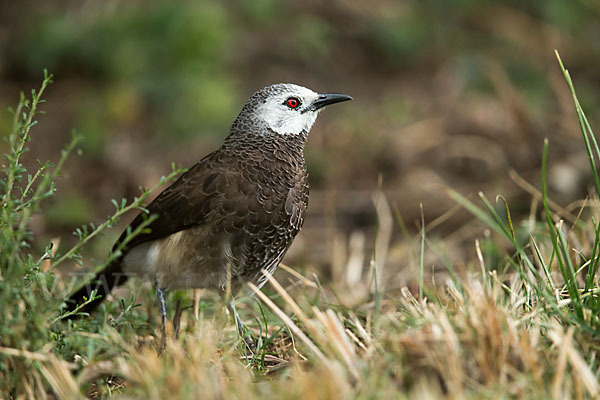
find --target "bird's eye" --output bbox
[285,97,301,109]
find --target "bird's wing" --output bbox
[114,152,222,252]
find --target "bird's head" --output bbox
[233,83,352,136]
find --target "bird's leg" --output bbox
[156,287,167,352]
[228,301,255,353]
[228,301,246,338]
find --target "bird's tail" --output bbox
[63,259,129,318]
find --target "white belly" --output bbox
[122,227,233,290]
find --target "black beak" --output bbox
[307,93,353,112]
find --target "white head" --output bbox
[233,83,352,136]
[258,84,320,135]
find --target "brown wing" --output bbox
[114,152,222,252]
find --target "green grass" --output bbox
[2,52,600,398]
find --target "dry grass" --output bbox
[14,259,599,399]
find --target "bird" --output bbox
[65,83,352,349]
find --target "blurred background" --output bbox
[1,0,599,292]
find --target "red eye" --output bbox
[286,97,300,108]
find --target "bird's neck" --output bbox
[224,129,307,158]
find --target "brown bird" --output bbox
[65,83,352,348]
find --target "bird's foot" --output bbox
[228,301,256,356]
[241,335,256,355]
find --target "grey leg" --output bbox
[157,287,167,351]
[228,301,255,353]
[228,301,245,338]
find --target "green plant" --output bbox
[0,72,182,396]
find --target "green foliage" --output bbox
[0,74,183,396]
[0,71,73,392]
[15,2,238,147]
[448,52,600,336]
[1,70,67,342]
